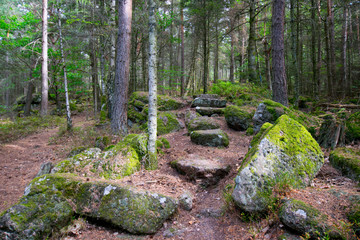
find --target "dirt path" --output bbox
[1,110,359,240]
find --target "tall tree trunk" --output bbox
[142,35,148,91]
[271,0,288,107]
[147,0,157,170]
[100,0,106,96]
[327,0,336,97]
[263,11,271,90]
[202,0,208,93]
[180,1,185,96]
[24,77,34,117]
[108,0,116,119]
[341,4,348,98]
[248,0,257,82]
[130,29,138,93]
[317,0,322,97]
[311,0,318,97]
[41,0,48,116]
[213,16,219,83]
[169,0,174,95]
[111,0,133,135]
[58,16,72,130]
[290,0,299,104]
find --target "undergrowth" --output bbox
[0,115,65,144]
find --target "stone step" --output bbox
[190,129,229,147]
[171,155,231,187]
[188,116,220,132]
[195,107,224,116]
[191,95,227,108]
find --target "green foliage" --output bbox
[329,147,360,181]
[0,116,64,144]
[209,81,270,104]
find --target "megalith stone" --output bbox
[190,129,229,147]
[232,115,324,213]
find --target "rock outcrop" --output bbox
[190,129,229,147]
[232,115,324,213]
[224,105,252,131]
[0,174,178,239]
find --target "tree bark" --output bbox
[341,4,348,98]
[111,0,133,135]
[24,78,34,117]
[147,0,157,170]
[290,0,300,104]
[202,0,208,93]
[271,0,288,107]
[41,0,48,116]
[248,0,257,83]
[180,1,185,96]
[58,16,72,130]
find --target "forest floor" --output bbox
[0,106,359,240]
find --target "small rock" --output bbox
[35,162,54,178]
[196,107,224,117]
[179,192,193,211]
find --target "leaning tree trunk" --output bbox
[40,0,48,116]
[147,0,158,170]
[271,0,288,107]
[110,0,133,135]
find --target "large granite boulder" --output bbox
[224,105,252,131]
[329,147,360,181]
[190,129,229,147]
[0,174,178,238]
[188,116,220,132]
[232,115,324,213]
[171,155,231,187]
[279,199,343,239]
[191,94,227,108]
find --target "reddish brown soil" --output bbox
[0,109,359,240]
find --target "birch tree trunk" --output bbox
[111,0,132,135]
[147,0,158,170]
[40,0,48,116]
[58,16,72,130]
[271,0,288,107]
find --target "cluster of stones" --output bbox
[171,94,231,190]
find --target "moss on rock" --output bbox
[157,112,182,136]
[224,105,253,131]
[329,147,360,181]
[188,116,220,132]
[190,129,229,147]
[232,115,324,213]
[346,112,360,143]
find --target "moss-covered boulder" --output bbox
[185,109,201,128]
[52,135,148,179]
[188,116,220,132]
[253,100,320,133]
[157,112,182,135]
[279,199,330,238]
[0,174,178,237]
[190,129,229,147]
[346,112,360,143]
[191,94,227,108]
[329,147,360,181]
[232,115,324,213]
[224,105,252,131]
[0,176,74,240]
[196,107,225,116]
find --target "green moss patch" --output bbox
[224,105,253,131]
[329,147,360,181]
[157,112,182,135]
[346,112,360,143]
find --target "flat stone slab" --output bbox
[190,129,229,147]
[188,116,220,132]
[195,107,225,116]
[171,155,230,187]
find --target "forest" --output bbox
[1,0,360,239]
